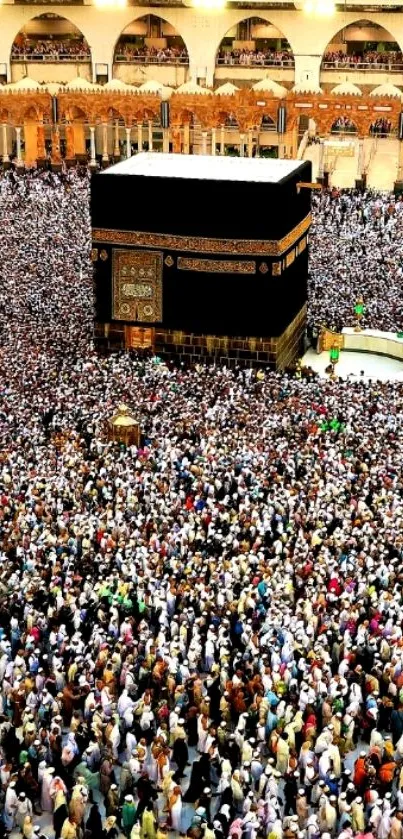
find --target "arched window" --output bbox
[216,18,294,68]
[261,115,276,131]
[114,15,188,66]
[11,14,91,63]
[322,20,403,72]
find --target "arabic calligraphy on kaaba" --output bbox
[94,214,311,258]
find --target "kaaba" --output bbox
[91,153,312,368]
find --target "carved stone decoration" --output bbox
[0,87,399,163]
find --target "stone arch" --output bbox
[10,12,92,63]
[58,102,90,124]
[23,104,41,121]
[215,15,296,64]
[107,105,126,124]
[113,13,190,65]
[321,16,403,66]
[261,114,276,128]
[177,108,195,126]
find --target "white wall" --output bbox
[2,5,403,88]
[10,61,92,84]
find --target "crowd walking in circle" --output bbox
[308,188,403,333]
[0,168,402,839]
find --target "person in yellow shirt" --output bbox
[61,816,77,839]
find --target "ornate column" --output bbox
[2,123,9,163]
[114,120,120,159]
[162,128,170,154]
[51,126,62,169]
[65,123,75,164]
[89,125,96,167]
[247,129,253,158]
[15,126,23,167]
[211,127,216,156]
[171,124,181,154]
[239,132,245,157]
[220,124,225,155]
[183,123,190,155]
[148,120,153,151]
[201,130,208,155]
[36,121,46,162]
[137,122,143,153]
[102,122,109,165]
[125,126,131,159]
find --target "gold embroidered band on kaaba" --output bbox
[92,214,311,258]
[177,257,256,274]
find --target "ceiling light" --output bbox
[295,0,335,14]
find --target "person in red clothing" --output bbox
[327,574,342,598]
[354,752,368,793]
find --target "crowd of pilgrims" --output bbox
[2,167,403,839]
[308,188,403,333]
[216,50,294,66]
[113,45,188,63]
[322,51,403,68]
[10,39,91,60]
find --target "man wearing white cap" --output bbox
[16,793,33,829]
[4,780,18,831]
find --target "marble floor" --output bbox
[302,347,403,381]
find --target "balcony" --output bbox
[322,59,403,72]
[11,52,91,62]
[114,53,189,65]
[216,55,294,68]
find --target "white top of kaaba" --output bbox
[103,153,303,184]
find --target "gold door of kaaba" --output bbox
[112,249,163,323]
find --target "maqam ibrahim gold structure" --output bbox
[107,404,140,447]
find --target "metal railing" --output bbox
[223,124,277,132]
[11,52,91,62]
[216,56,294,67]
[322,60,403,72]
[114,53,189,65]
[329,128,396,138]
[330,128,358,135]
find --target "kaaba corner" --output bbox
[91,152,312,369]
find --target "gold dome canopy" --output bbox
[108,404,140,446]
